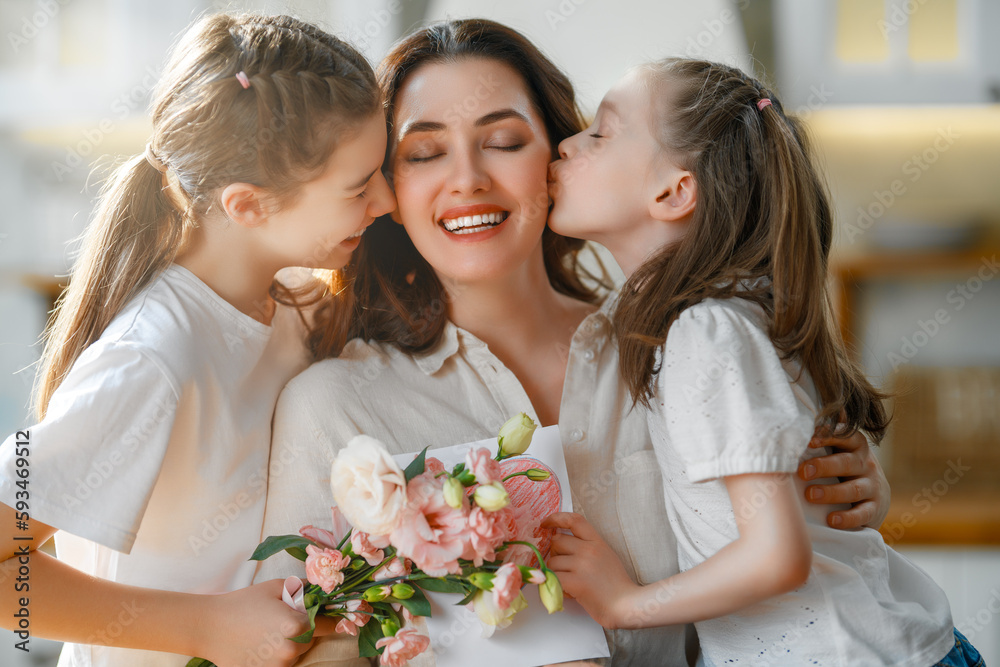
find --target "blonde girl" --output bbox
[0,13,393,667]
[544,59,980,666]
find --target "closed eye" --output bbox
[407,153,442,163]
[489,143,523,152]
[589,133,604,139]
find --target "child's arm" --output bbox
[0,504,315,666]
[543,471,812,630]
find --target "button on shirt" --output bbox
[257,294,697,666]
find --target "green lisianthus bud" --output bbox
[363,585,390,602]
[473,482,510,512]
[443,476,465,509]
[391,583,415,600]
[497,412,537,458]
[525,468,550,482]
[381,619,400,638]
[468,572,495,591]
[539,570,564,614]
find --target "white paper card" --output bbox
[394,425,610,667]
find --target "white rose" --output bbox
[330,435,407,536]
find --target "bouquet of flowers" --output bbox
[189,413,565,667]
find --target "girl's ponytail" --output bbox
[35,155,188,418]
[33,13,379,417]
[616,58,888,440]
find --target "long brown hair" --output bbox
[616,58,888,439]
[308,18,607,359]
[34,13,379,418]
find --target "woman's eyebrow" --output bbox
[398,120,446,140]
[398,109,529,140]
[474,108,529,127]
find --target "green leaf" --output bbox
[250,535,313,561]
[358,617,384,658]
[456,587,479,607]
[289,604,320,644]
[397,586,432,618]
[403,447,429,482]
[285,546,308,562]
[413,578,467,595]
[185,659,216,667]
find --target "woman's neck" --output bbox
[445,252,596,426]
[174,225,277,324]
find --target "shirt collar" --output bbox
[414,321,461,375]
[412,288,618,376]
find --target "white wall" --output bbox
[425,0,750,115]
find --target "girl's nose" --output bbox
[367,171,396,218]
[557,135,574,160]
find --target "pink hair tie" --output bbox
[235,71,251,89]
[757,98,773,111]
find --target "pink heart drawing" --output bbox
[497,456,562,565]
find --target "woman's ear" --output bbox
[649,171,697,223]
[219,183,269,228]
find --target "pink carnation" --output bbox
[304,545,350,594]
[351,528,390,567]
[373,556,412,581]
[331,599,372,637]
[466,447,501,484]
[492,563,523,610]
[300,525,340,550]
[464,506,517,566]
[424,457,446,475]
[390,473,471,576]
[375,627,430,666]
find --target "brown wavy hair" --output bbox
[34,13,378,417]
[308,18,608,360]
[616,58,888,439]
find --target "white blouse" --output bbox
[256,294,695,666]
[648,296,954,666]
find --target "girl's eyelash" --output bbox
[407,154,441,163]
[590,133,604,139]
[490,144,523,152]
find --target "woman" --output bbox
[256,19,890,666]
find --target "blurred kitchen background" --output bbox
[1,0,998,664]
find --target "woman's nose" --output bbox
[448,147,490,195]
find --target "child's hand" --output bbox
[200,579,315,667]
[542,512,641,629]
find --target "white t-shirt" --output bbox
[647,296,955,666]
[0,265,309,667]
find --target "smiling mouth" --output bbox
[439,211,509,235]
[344,226,367,241]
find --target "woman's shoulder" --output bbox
[280,336,431,404]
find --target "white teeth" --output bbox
[441,212,507,232]
[345,227,366,240]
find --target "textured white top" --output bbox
[647,296,954,666]
[0,265,309,667]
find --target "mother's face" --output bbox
[388,58,553,284]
